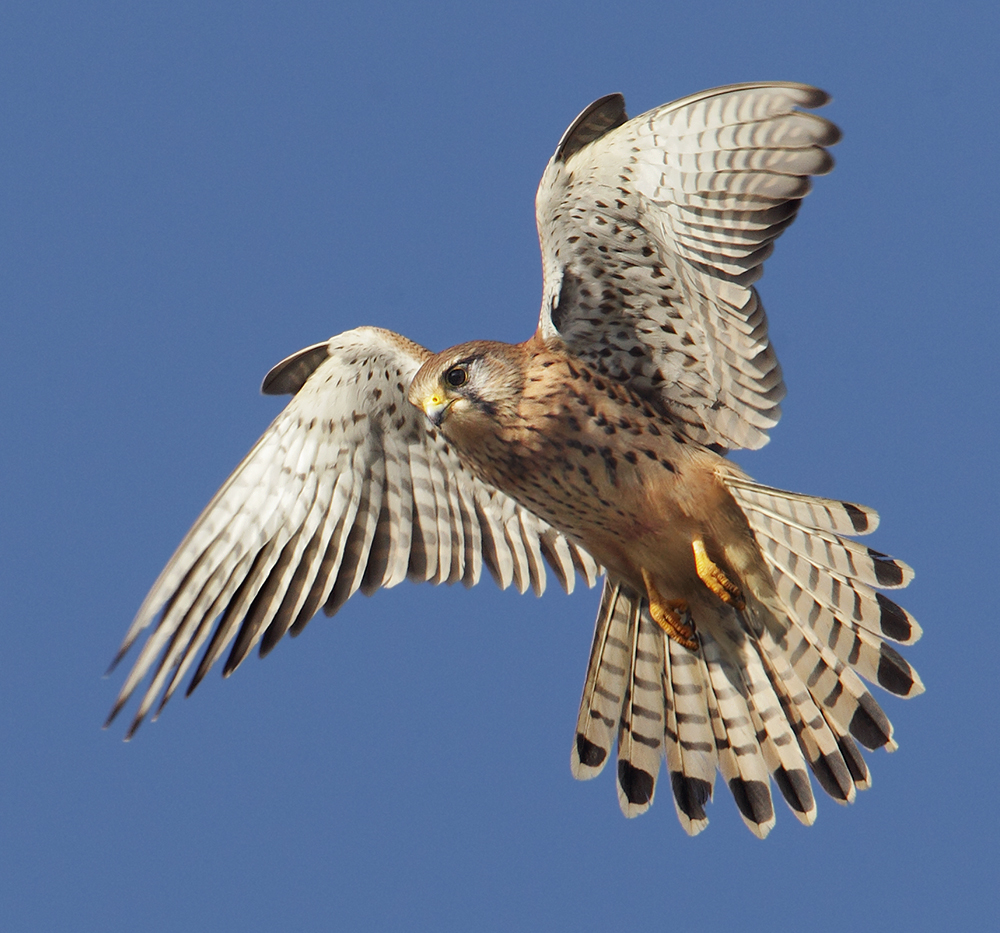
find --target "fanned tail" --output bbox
[571,580,717,831]
[724,478,923,812]
[570,479,922,835]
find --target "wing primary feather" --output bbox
[359,478,394,597]
[536,83,840,450]
[223,430,332,671]
[517,511,548,597]
[538,531,574,594]
[455,481,483,588]
[439,466,466,585]
[111,327,598,731]
[287,469,363,636]
[264,467,356,646]
[189,540,282,689]
[323,454,385,617]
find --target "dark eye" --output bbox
[445,366,468,388]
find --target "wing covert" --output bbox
[107,326,598,736]
[536,82,840,450]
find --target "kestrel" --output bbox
[108,83,923,837]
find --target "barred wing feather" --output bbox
[107,326,598,737]
[536,82,840,450]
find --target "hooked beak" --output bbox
[419,393,454,427]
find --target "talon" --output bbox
[641,568,698,650]
[692,538,745,610]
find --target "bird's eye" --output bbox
[445,366,468,388]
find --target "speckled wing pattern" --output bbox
[106,326,598,737]
[536,83,840,450]
[541,83,923,834]
[108,84,922,839]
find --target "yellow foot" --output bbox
[641,568,698,650]
[692,538,745,610]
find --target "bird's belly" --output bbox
[567,478,713,597]
[457,362,759,602]
[503,436,745,601]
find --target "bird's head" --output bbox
[408,340,525,440]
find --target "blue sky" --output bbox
[3,2,997,930]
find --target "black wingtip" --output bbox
[124,714,144,742]
[223,635,251,679]
[102,705,122,731]
[152,686,176,722]
[104,643,131,678]
[185,663,210,697]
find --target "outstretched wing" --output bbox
[107,326,599,737]
[536,83,840,450]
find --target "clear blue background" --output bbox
[3,2,997,930]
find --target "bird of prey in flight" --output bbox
[107,82,922,837]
